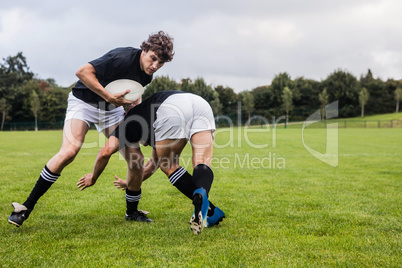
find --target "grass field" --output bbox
[0,126,401,267]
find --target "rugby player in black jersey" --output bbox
[9,31,174,227]
[77,91,225,234]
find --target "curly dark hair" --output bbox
[140,31,174,62]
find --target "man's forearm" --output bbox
[91,152,112,184]
[76,63,111,102]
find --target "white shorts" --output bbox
[64,92,124,132]
[153,93,216,141]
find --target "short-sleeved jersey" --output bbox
[111,90,184,148]
[72,47,152,111]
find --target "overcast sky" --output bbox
[1,0,401,92]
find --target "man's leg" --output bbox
[122,145,152,223]
[156,139,188,177]
[155,137,223,232]
[167,165,224,228]
[155,137,220,210]
[9,119,89,227]
[155,138,215,208]
[46,119,90,173]
[190,131,214,193]
[187,131,215,233]
[101,122,120,138]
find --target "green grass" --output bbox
[0,127,401,267]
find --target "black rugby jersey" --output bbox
[111,90,184,148]
[72,47,152,111]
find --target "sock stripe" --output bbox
[170,169,186,185]
[125,193,141,202]
[40,167,59,183]
[169,167,186,185]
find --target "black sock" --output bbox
[169,166,216,212]
[23,165,60,210]
[169,167,195,199]
[192,164,214,195]
[125,188,141,214]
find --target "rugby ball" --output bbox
[105,79,144,101]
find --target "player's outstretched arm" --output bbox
[77,136,120,191]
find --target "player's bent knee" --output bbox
[58,149,79,164]
[100,146,116,159]
[159,165,176,177]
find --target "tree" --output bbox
[143,76,180,99]
[292,77,320,120]
[0,52,35,123]
[39,88,69,125]
[359,87,369,117]
[360,69,391,115]
[270,73,294,116]
[0,98,10,131]
[238,91,254,121]
[0,52,34,90]
[214,85,237,115]
[250,85,270,119]
[321,69,360,117]
[395,87,402,113]
[30,91,41,131]
[209,91,222,118]
[181,78,215,102]
[282,87,293,123]
[318,88,329,120]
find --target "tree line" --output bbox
[1,52,401,130]
[0,53,69,130]
[144,70,402,123]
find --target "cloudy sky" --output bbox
[0,0,401,92]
